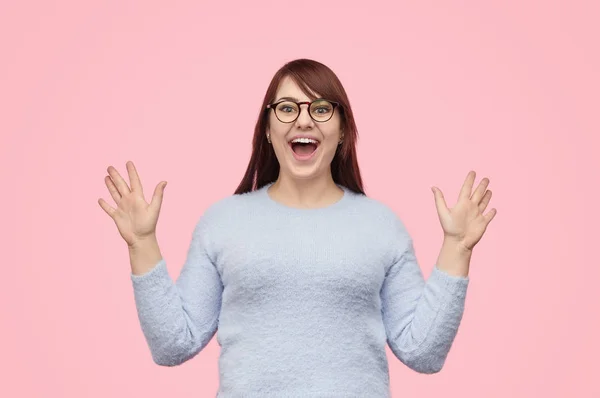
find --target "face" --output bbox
[266,76,343,181]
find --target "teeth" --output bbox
[290,137,319,144]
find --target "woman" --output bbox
[98,58,496,397]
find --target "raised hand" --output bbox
[98,161,167,248]
[431,171,497,251]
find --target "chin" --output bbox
[286,164,322,180]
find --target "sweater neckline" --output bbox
[260,181,350,213]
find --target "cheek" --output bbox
[322,126,342,143]
[269,127,291,153]
[320,135,341,157]
[271,129,288,146]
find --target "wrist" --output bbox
[442,235,472,255]
[128,234,158,252]
[128,234,162,276]
[436,237,472,277]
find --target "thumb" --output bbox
[431,186,448,216]
[150,181,167,212]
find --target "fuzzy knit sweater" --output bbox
[130,182,470,397]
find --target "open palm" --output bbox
[98,161,167,247]
[432,171,497,251]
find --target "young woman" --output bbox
[99,58,496,397]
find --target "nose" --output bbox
[295,103,314,129]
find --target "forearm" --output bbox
[435,237,473,277]
[128,235,163,276]
[385,262,469,373]
[128,237,197,365]
[130,257,204,366]
[383,235,471,373]
[128,227,222,366]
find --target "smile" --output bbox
[288,137,320,161]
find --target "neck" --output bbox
[267,172,343,209]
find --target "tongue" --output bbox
[293,143,317,155]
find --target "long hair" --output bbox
[233,58,365,195]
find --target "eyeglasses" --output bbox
[266,98,340,123]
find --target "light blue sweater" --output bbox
[130,182,470,397]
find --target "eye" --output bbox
[310,100,333,115]
[314,106,331,114]
[277,103,298,113]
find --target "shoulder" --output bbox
[348,191,412,239]
[352,194,412,246]
[346,191,415,267]
[193,187,264,227]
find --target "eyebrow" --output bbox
[275,96,326,103]
[275,96,301,102]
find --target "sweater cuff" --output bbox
[430,265,470,300]
[130,258,172,291]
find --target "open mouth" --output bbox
[288,137,320,157]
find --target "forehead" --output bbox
[275,76,320,101]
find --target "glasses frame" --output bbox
[266,98,341,123]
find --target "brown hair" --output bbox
[233,58,365,195]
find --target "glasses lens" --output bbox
[275,101,299,123]
[310,100,334,122]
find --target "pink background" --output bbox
[2,1,598,397]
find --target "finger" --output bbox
[483,208,497,224]
[458,170,476,201]
[98,197,117,218]
[471,177,490,203]
[432,186,449,216]
[107,165,131,196]
[105,175,121,204]
[150,181,167,212]
[478,190,492,213]
[127,161,144,194]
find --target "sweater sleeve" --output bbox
[129,215,223,366]
[380,216,469,374]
